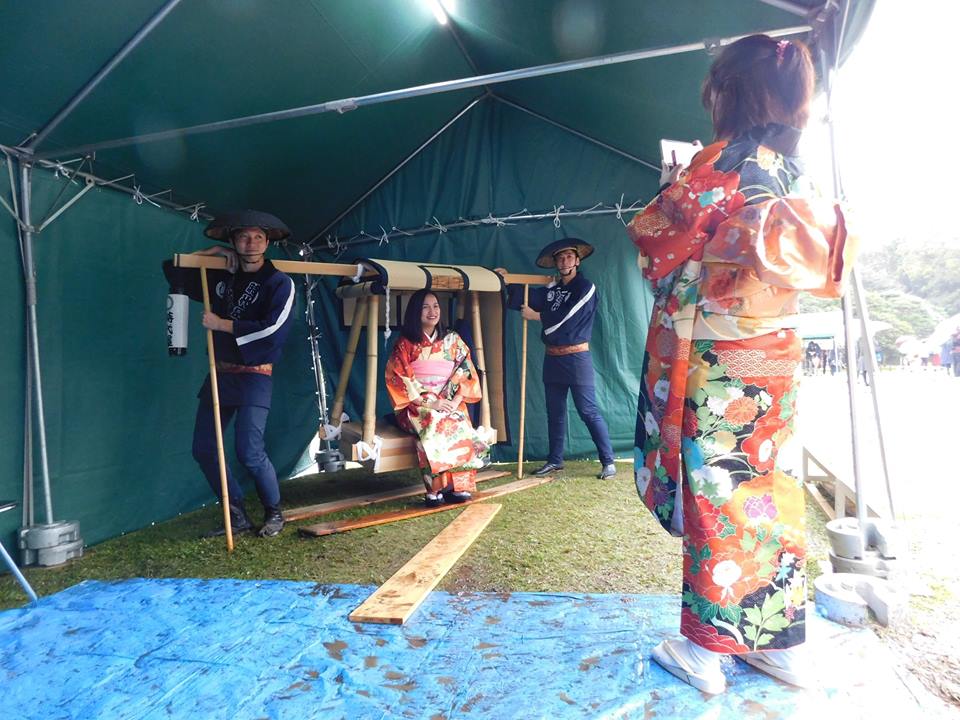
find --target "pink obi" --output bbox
[410,359,454,393]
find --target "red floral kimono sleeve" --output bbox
[384,337,421,412]
[627,148,746,280]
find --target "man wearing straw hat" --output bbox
[502,239,616,479]
[162,210,296,538]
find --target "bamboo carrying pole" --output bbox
[200,268,233,552]
[517,285,529,479]
[329,296,368,427]
[470,292,491,428]
[363,294,380,444]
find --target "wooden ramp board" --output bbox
[282,470,510,523]
[298,476,552,537]
[349,503,502,625]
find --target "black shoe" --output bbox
[424,492,445,508]
[441,488,472,504]
[258,506,285,538]
[598,463,617,479]
[202,501,255,538]
[532,462,563,476]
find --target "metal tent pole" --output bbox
[23,308,34,533]
[824,10,864,539]
[492,95,658,170]
[821,0,893,538]
[18,163,54,524]
[2,144,212,222]
[37,23,811,161]
[8,157,35,534]
[852,271,896,519]
[310,96,483,244]
[25,0,183,150]
[321,204,641,254]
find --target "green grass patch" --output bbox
[0,460,831,610]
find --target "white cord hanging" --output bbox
[615,193,627,226]
[383,287,392,344]
[132,184,162,208]
[318,197,648,253]
[552,204,565,228]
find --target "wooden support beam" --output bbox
[174,253,366,277]
[349,503,501,625]
[517,284,529,479]
[334,281,381,299]
[470,291,491,429]
[282,470,509,522]
[501,272,553,286]
[328,296,367,430]
[298,476,553,537]
[362,294,380,445]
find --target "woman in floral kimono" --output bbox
[627,35,857,694]
[385,289,491,507]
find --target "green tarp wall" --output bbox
[0,160,319,550]
[324,98,656,466]
[0,1,874,552]
[1,96,655,551]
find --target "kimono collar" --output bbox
[740,123,801,157]
[422,329,438,343]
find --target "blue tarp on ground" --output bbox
[0,579,923,719]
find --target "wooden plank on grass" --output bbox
[297,476,552,537]
[283,470,509,522]
[349,503,502,625]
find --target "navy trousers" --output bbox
[544,382,614,466]
[192,403,281,509]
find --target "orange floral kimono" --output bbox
[385,330,489,493]
[627,124,857,652]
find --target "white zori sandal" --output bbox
[651,638,727,695]
[738,648,816,689]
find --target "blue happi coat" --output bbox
[163,259,296,408]
[509,272,599,385]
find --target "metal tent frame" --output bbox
[6,0,887,565]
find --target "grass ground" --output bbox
[0,460,829,609]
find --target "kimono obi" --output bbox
[409,358,454,393]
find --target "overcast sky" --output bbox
[801,2,959,249]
